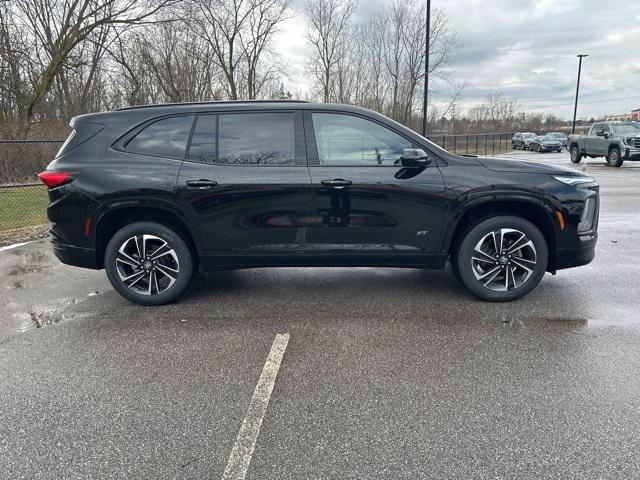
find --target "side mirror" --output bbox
[400,148,431,168]
[595,129,604,137]
[604,133,610,139]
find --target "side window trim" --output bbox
[304,110,415,167]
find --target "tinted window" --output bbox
[126,115,194,158]
[188,114,216,163]
[312,113,411,166]
[218,113,295,165]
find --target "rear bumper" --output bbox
[555,234,597,270]
[52,240,100,269]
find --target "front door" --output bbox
[304,111,446,266]
[176,110,313,267]
[586,123,607,156]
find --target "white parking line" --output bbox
[221,333,290,480]
[0,241,33,253]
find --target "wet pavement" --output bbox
[1,151,639,479]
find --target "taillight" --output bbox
[38,171,72,188]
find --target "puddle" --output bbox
[30,311,66,328]
[8,264,50,276]
[16,251,49,262]
[480,317,588,329]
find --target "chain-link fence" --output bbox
[427,132,516,155]
[0,140,62,244]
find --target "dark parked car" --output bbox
[512,132,537,150]
[39,101,599,305]
[528,134,564,153]
[547,132,568,148]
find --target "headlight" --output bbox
[578,196,597,232]
[554,175,595,185]
[623,137,633,146]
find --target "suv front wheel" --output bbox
[105,222,194,305]
[607,147,623,167]
[454,216,548,302]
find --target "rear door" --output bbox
[176,110,313,267]
[304,111,446,266]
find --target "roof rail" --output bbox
[116,99,309,111]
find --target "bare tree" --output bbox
[192,0,289,100]
[304,0,357,103]
[10,0,177,137]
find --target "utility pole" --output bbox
[421,0,431,137]
[572,54,588,134]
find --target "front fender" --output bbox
[441,189,560,262]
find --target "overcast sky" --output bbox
[273,0,640,120]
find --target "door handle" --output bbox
[321,179,352,188]
[186,179,218,189]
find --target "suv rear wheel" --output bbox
[453,216,548,302]
[104,222,194,305]
[607,147,623,167]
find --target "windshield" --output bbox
[522,133,535,138]
[541,135,557,141]
[612,123,640,136]
[549,132,566,138]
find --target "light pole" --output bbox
[421,0,431,137]
[572,54,588,134]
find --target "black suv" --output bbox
[39,101,599,305]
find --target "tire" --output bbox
[104,221,194,305]
[453,216,548,302]
[570,145,582,164]
[607,147,623,167]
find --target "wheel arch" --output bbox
[444,196,559,272]
[93,200,202,268]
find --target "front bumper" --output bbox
[555,233,597,270]
[540,144,562,151]
[623,146,640,160]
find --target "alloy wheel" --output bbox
[471,228,537,292]
[115,234,180,295]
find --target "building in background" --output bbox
[605,109,640,121]
[605,112,632,121]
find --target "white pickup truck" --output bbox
[568,121,640,167]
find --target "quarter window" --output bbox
[217,113,295,165]
[126,115,194,158]
[311,113,411,166]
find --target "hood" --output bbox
[475,156,584,175]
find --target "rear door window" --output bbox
[126,115,194,158]
[187,114,217,163]
[217,112,296,165]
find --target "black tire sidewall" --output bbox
[607,148,622,167]
[455,216,548,302]
[105,222,194,306]
[570,146,581,163]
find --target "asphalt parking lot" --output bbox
[1,151,640,479]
